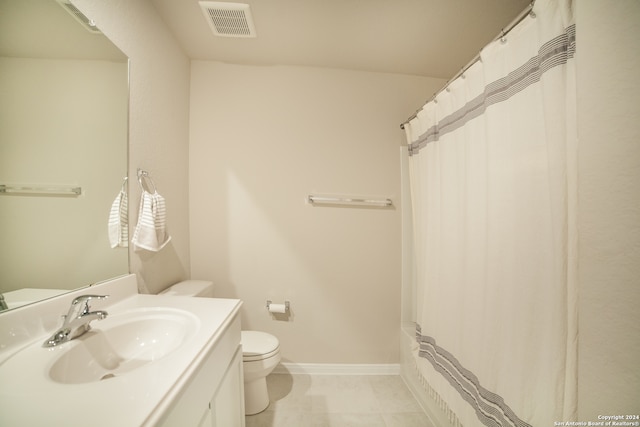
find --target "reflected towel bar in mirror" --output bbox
[0,184,82,196]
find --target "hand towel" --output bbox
[131,190,171,252]
[108,189,128,248]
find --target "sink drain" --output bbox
[100,373,116,381]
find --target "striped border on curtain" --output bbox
[417,325,532,427]
[409,24,576,157]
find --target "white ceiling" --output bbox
[150,0,531,78]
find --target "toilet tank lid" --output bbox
[159,280,214,297]
[241,331,279,356]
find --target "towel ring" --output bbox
[137,169,157,193]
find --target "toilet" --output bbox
[240,330,281,415]
[160,280,281,415]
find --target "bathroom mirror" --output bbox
[0,0,129,311]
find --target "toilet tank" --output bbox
[159,280,215,298]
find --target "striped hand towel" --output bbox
[108,189,128,248]
[131,190,171,252]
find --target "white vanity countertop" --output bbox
[0,276,242,427]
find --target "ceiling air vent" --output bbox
[199,2,257,38]
[56,0,101,34]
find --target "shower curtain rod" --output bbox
[400,1,536,130]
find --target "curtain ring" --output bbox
[529,1,537,18]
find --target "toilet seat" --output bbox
[241,331,280,362]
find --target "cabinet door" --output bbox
[197,405,213,427]
[212,346,245,427]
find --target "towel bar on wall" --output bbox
[307,195,393,207]
[0,184,81,196]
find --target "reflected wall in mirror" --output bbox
[0,0,129,311]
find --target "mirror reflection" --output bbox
[0,0,129,311]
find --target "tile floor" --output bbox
[245,373,435,427]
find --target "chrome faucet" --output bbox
[42,294,109,348]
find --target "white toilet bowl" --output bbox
[241,330,281,415]
[160,280,281,415]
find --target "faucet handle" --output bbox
[71,294,109,305]
[70,294,109,315]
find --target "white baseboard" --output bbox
[272,363,401,376]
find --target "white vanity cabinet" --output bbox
[160,312,245,427]
[202,346,245,427]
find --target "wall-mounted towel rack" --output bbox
[307,195,393,207]
[0,184,81,196]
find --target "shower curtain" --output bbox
[403,0,577,425]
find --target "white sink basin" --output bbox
[0,282,242,427]
[48,307,198,384]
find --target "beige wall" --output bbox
[188,61,444,363]
[73,0,192,294]
[576,0,640,416]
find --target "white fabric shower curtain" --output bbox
[403,0,577,426]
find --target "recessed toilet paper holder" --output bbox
[266,300,290,313]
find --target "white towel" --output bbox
[131,190,171,252]
[108,189,128,248]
